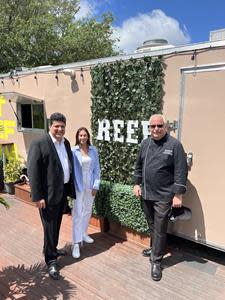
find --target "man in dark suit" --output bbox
[27,112,75,280]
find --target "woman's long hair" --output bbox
[75,127,91,146]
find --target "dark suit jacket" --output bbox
[27,133,75,206]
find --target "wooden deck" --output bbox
[0,194,225,300]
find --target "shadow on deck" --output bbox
[0,194,225,300]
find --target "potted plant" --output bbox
[0,159,4,191]
[3,159,23,194]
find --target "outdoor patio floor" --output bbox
[0,194,225,300]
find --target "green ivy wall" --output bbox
[91,56,165,232]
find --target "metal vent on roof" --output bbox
[209,29,225,42]
[135,39,174,53]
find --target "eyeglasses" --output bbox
[150,124,164,129]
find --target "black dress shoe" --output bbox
[142,247,152,257]
[57,249,66,257]
[151,263,162,281]
[48,262,60,280]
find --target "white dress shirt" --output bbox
[49,132,70,184]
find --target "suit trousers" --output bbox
[142,198,171,264]
[39,185,67,265]
[72,189,94,243]
[141,199,152,247]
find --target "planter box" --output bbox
[109,221,150,246]
[90,216,150,246]
[14,184,35,207]
[89,215,109,232]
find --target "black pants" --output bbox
[39,185,68,265]
[141,199,152,242]
[142,198,171,264]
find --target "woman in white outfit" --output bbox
[71,127,100,258]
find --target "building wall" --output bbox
[1,46,225,249]
[0,70,92,160]
[1,47,225,159]
[163,48,225,250]
[163,47,225,122]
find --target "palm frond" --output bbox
[0,196,10,209]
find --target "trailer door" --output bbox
[170,64,225,251]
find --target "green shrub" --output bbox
[92,180,112,217]
[93,181,149,234]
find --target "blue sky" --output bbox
[77,0,225,53]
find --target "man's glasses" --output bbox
[150,124,164,129]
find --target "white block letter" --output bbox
[113,120,124,142]
[96,119,110,141]
[126,120,138,144]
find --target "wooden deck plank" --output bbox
[0,194,225,300]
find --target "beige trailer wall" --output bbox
[0,70,92,160]
[163,48,225,250]
[163,48,225,122]
[1,47,225,249]
[1,48,224,160]
[171,68,225,250]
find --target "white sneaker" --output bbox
[83,234,94,244]
[72,244,80,258]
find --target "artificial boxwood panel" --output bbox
[91,56,164,185]
[92,181,149,234]
[92,180,111,217]
[107,183,149,234]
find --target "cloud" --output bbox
[75,0,112,20]
[113,9,191,54]
[75,0,97,20]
